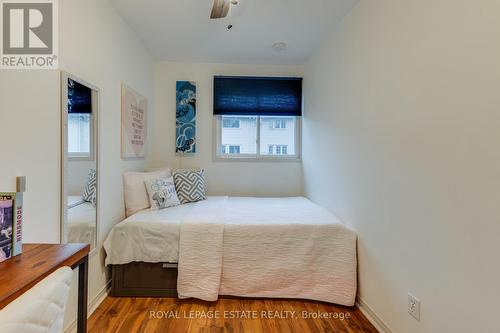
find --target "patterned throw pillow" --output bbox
[172,169,207,204]
[144,176,180,210]
[82,169,97,206]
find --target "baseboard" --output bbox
[64,281,111,333]
[356,296,394,333]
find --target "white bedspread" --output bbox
[67,196,96,249]
[177,197,227,301]
[177,197,357,306]
[103,198,222,265]
[103,196,357,305]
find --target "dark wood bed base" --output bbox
[111,262,178,297]
[111,262,351,306]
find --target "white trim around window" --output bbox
[67,112,95,161]
[213,115,301,162]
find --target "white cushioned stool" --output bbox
[0,266,73,333]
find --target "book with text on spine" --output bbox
[0,193,14,262]
[12,192,23,256]
[0,192,23,261]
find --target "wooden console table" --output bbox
[0,243,90,333]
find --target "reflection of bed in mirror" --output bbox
[61,72,99,253]
[66,196,96,250]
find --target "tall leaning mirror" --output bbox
[61,72,99,252]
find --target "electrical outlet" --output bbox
[408,293,421,321]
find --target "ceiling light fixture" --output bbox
[210,0,238,19]
[272,42,287,52]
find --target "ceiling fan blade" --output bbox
[210,0,230,19]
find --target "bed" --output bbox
[103,196,357,306]
[66,196,96,249]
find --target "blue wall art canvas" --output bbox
[176,81,196,153]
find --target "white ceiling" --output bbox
[110,0,359,64]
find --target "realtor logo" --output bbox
[1,0,58,69]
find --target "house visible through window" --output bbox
[68,113,92,158]
[222,118,240,128]
[214,76,302,160]
[217,115,297,157]
[221,145,241,154]
[269,119,286,129]
[268,144,288,155]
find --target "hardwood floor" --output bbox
[88,297,378,333]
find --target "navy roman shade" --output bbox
[213,76,302,116]
[68,78,92,114]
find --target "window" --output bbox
[213,76,302,160]
[269,119,286,129]
[67,78,94,160]
[219,116,257,155]
[216,115,299,159]
[68,113,92,159]
[268,144,288,155]
[221,145,241,154]
[222,118,240,128]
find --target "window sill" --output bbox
[68,155,94,162]
[213,155,302,163]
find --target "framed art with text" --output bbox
[121,84,148,159]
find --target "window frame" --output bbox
[213,115,301,162]
[67,113,95,161]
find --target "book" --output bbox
[0,193,14,262]
[0,192,23,262]
[13,193,23,256]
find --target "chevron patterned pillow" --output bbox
[172,169,207,204]
[82,169,97,206]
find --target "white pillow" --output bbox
[123,168,171,217]
[144,176,180,210]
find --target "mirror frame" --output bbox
[60,71,100,255]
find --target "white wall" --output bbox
[1,0,154,330]
[148,62,304,197]
[0,71,60,242]
[59,0,154,329]
[303,0,500,332]
[67,161,94,196]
